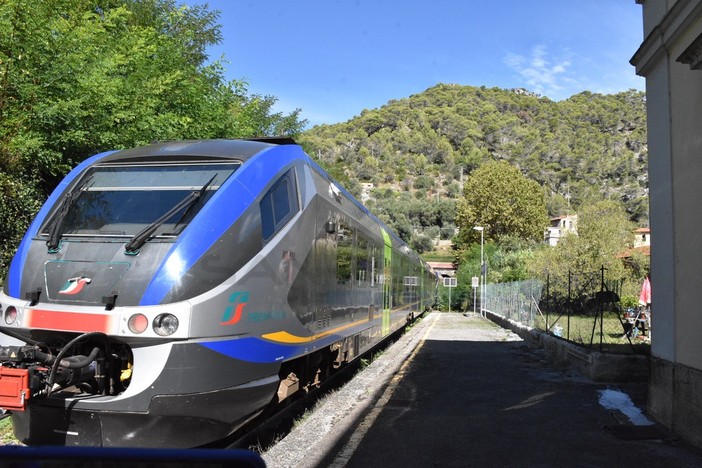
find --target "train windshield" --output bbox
[41,162,240,241]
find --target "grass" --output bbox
[535,312,650,354]
[0,416,19,445]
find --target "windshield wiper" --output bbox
[124,174,217,255]
[46,176,94,253]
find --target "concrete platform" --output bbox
[263,312,702,467]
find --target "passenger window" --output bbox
[260,170,299,242]
[356,235,369,286]
[336,222,353,284]
[273,179,292,223]
[371,245,382,287]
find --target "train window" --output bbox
[336,222,353,284]
[260,169,299,242]
[356,235,370,286]
[371,245,382,287]
[393,254,407,307]
[40,162,240,239]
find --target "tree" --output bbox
[410,234,434,254]
[301,84,648,228]
[455,161,548,248]
[485,237,538,283]
[0,174,42,279]
[0,0,306,279]
[529,199,644,298]
[1,1,306,192]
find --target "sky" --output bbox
[182,1,645,128]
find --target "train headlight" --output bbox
[127,314,148,334]
[4,306,17,325]
[153,314,179,336]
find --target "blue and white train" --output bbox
[0,139,437,447]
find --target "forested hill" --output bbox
[297,84,648,241]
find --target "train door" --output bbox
[381,228,392,337]
[370,243,382,322]
[420,267,426,311]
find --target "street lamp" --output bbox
[473,226,484,316]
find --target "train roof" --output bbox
[96,138,297,164]
[88,138,425,264]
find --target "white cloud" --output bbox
[504,45,574,99]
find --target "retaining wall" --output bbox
[485,310,649,382]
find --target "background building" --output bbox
[544,214,578,246]
[633,227,651,248]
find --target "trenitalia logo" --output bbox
[221,291,249,325]
[58,276,92,295]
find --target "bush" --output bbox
[425,226,441,239]
[413,175,434,190]
[410,234,434,254]
[0,175,42,280]
[440,224,457,240]
[620,295,639,310]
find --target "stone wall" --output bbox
[485,311,649,382]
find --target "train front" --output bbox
[0,140,291,447]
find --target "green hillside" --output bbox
[298,84,648,248]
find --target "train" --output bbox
[0,138,438,448]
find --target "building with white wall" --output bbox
[544,214,578,246]
[631,0,702,448]
[633,227,651,248]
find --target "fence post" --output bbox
[567,270,571,340]
[600,265,606,351]
[531,280,536,327]
[546,273,550,331]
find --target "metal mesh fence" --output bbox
[484,280,543,328]
[485,270,650,355]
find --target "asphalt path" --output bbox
[263,312,702,467]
